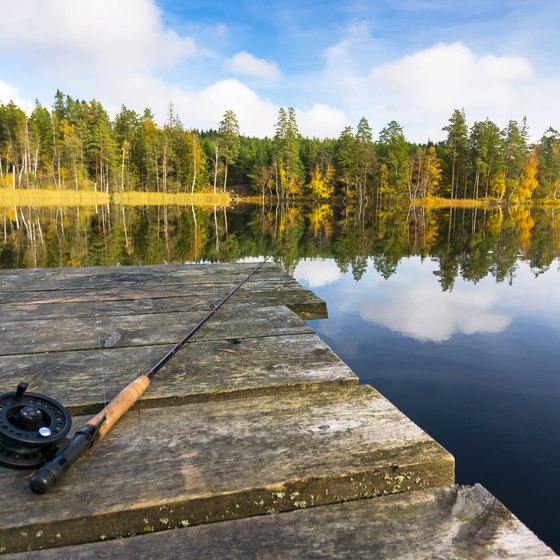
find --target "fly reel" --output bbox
[0,381,71,469]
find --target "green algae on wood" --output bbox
[5,485,556,559]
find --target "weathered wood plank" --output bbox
[0,305,313,355]
[0,385,454,554]
[0,278,316,303]
[0,294,209,320]
[0,289,326,321]
[0,263,327,318]
[6,485,555,559]
[0,263,306,297]
[0,334,358,413]
[0,262,283,291]
[0,282,326,320]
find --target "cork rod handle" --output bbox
[85,375,151,441]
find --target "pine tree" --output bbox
[377,121,409,197]
[273,107,303,198]
[114,106,140,191]
[503,119,529,188]
[537,128,560,199]
[218,109,240,193]
[336,125,356,196]
[443,109,469,198]
[355,117,375,201]
[469,118,503,199]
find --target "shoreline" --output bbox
[0,188,231,208]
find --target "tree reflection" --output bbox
[1,201,559,291]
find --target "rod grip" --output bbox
[85,375,150,441]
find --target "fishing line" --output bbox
[89,276,108,408]
[175,262,269,348]
[146,257,270,379]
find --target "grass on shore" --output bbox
[112,191,230,207]
[0,188,230,208]
[415,196,560,209]
[0,188,108,207]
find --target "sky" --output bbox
[0,0,558,142]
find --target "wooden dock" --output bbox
[0,263,556,558]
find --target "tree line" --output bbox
[1,91,559,202]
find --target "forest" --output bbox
[0,90,559,203]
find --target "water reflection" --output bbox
[297,257,513,342]
[294,259,342,288]
[2,202,560,287]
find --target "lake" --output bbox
[1,200,559,552]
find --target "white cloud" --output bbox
[0,80,32,110]
[297,104,349,138]
[321,31,560,141]
[173,79,279,136]
[0,0,197,72]
[370,42,533,112]
[99,74,346,138]
[224,51,281,81]
[368,42,536,139]
[295,259,342,288]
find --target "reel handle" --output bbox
[29,426,99,494]
[30,375,151,494]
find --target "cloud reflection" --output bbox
[360,280,511,342]
[315,258,515,342]
[294,259,342,288]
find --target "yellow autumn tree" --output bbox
[409,146,442,198]
[378,163,393,197]
[424,146,443,197]
[491,174,507,200]
[308,164,335,199]
[515,152,539,202]
[279,168,303,196]
[183,130,207,193]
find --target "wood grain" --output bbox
[0,333,357,413]
[0,290,326,321]
[0,263,327,319]
[0,385,454,554]
[0,304,314,355]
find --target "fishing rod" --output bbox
[0,258,270,494]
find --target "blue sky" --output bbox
[0,0,558,141]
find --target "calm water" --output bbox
[300,257,560,552]
[1,201,559,551]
